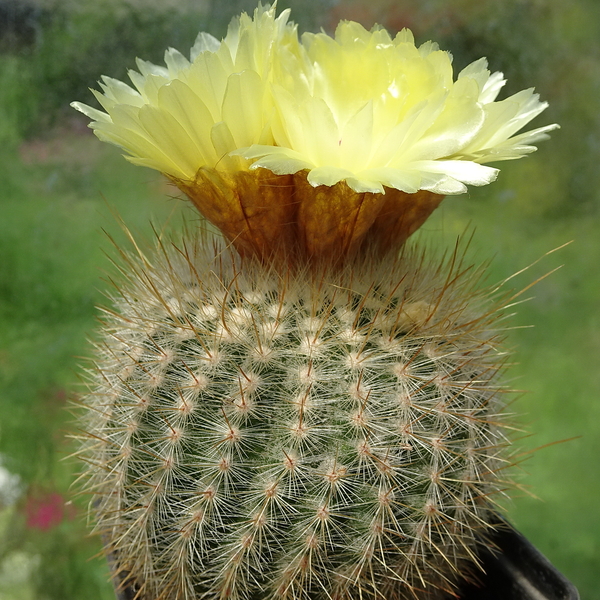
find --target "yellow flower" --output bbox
[72,4,557,263]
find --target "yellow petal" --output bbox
[157,80,217,166]
[138,105,203,178]
[222,70,266,148]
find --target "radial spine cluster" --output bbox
[80,235,512,600]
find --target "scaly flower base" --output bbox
[174,169,444,265]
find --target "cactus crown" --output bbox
[79,234,513,600]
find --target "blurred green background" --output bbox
[0,0,598,597]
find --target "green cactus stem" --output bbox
[77,233,515,600]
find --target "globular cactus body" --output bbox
[80,234,512,600]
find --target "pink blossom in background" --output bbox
[23,492,75,531]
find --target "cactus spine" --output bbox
[79,234,513,600]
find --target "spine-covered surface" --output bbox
[78,235,514,600]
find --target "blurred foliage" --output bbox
[0,0,209,139]
[0,0,598,598]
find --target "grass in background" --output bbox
[1,0,599,597]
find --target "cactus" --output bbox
[71,5,557,599]
[79,234,513,600]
